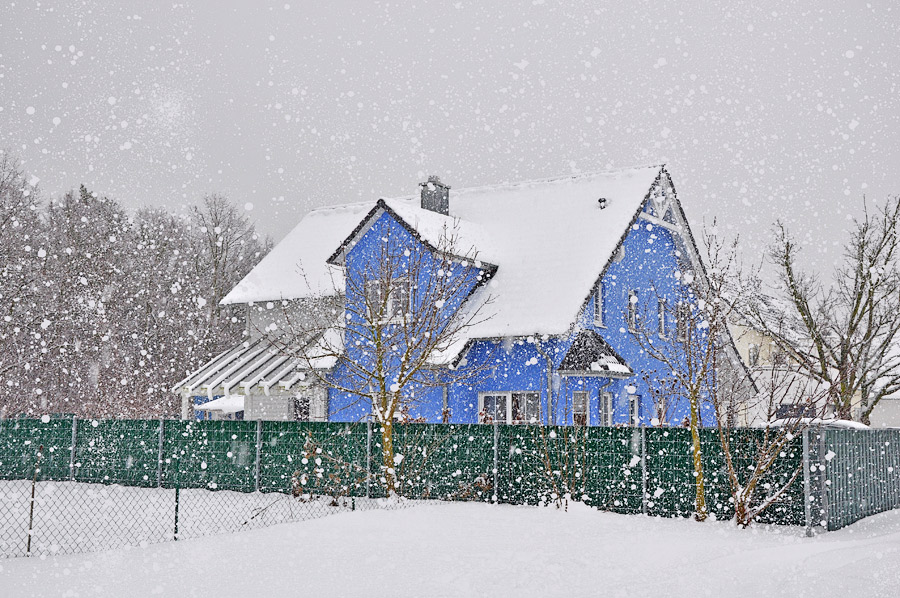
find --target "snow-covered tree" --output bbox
[0,153,49,417]
[0,153,269,418]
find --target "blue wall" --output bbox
[327,197,713,428]
[327,210,486,422]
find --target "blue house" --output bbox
[175,166,742,427]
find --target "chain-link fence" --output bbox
[0,479,396,558]
[0,418,421,558]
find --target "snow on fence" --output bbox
[1,418,896,558]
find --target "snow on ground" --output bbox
[2,502,900,598]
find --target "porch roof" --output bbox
[172,330,340,399]
[557,330,633,378]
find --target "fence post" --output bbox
[69,417,78,481]
[157,418,165,487]
[492,420,499,504]
[254,419,262,493]
[641,425,648,516]
[26,444,44,557]
[819,429,829,531]
[173,485,180,541]
[803,429,812,537]
[366,419,372,499]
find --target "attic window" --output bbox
[627,290,638,331]
[748,344,759,367]
[658,298,669,338]
[365,277,409,322]
[676,302,690,341]
[594,283,605,327]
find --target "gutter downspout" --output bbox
[534,340,555,425]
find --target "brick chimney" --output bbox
[419,175,450,215]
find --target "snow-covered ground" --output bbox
[2,502,899,598]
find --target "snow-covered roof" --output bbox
[384,165,664,343]
[223,165,666,360]
[195,394,245,414]
[221,202,372,304]
[558,330,633,378]
[172,330,341,398]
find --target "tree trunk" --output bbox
[689,389,708,522]
[380,418,397,497]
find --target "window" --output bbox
[293,396,311,421]
[771,345,786,366]
[658,297,669,338]
[479,392,540,424]
[676,302,689,341]
[599,392,613,426]
[573,391,589,426]
[748,344,759,367]
[511,392,540,424]
[480,394,508,424]
[655,396,667,425]
[627,290,638,331]
[594,283,605,327]
[365,277,409,322]
[628,393,641,426]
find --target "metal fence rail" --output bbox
[7,418,898,557]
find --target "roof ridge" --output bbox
[382,164,665,202]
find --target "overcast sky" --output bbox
[2,0,898,272]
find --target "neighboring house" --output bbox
[727,294,859,424]
[174,165,745,426]
[868,346,900,428]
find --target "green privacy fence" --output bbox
[812,429,900,531]
[0,417,808,525]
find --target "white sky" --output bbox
[2,0,898,272]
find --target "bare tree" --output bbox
[748,197,900,423]
[271,221,494,496]
[628,234,745,521]
[0,153,49,416]
[712,342,832,527]
[189,194,269,326]
[637,227,833,527]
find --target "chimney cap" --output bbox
[423,174,449,189]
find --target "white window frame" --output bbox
[573,391,589,426]
[365,277,409,324]
[656,395,667,426]
[748,343,759,367]
[594,283,605,327]
[478,391,540,424]
[676,302,689,342]
[599,392,613,426]
[627,290,638,332]
[628,393,641,426]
